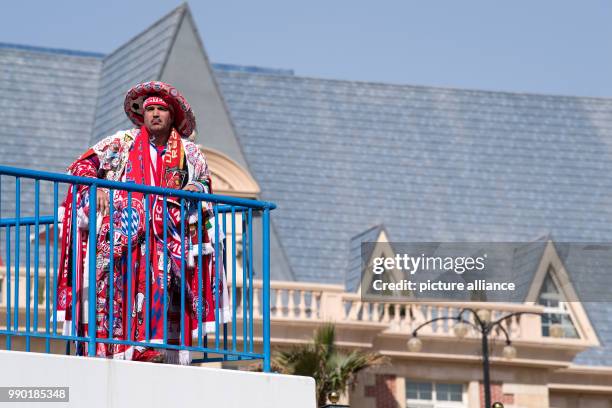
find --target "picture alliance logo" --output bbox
[372,253,487,275]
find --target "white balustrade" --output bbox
[2,273,545,343]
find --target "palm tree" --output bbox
[273,323,387,407]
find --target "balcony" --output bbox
[0,165,275,369]
[229,279,598,370]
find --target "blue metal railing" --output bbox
[0,165,274,370]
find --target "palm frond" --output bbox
[328,351,389,392]
[314,323,336,357]
[271,323,387,406]
[273,345,320,376]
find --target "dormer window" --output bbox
[538,273,578,338]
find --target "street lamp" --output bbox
[407,308,542,408]
[453,321,469,338]
[407,336,423,352]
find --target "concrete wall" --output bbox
[0,350,315,408]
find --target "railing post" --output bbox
[87,185,97,357]
[14,178,20,334]
[521,311,542,340]
[319,292,344,321]
[262,207,271,372]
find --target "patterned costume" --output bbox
[56,82,229,364]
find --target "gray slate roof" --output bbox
[212,67,612,365]
[0,43,102,173]
[0,43,103,220]
[213,68,612,280]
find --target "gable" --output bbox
[525,241,599,346]
[156,9,290,282]
[90,5,185,143]
[346,225,385,292]
[160,8,252,172]
[356,230,414,299]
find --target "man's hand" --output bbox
[97,188,110,215]
[182,184,200,192]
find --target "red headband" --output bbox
[143,96,169,109]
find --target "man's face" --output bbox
[143,104,173,134]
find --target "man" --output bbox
[56,81,229,363]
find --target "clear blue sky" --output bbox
[1,0,611,97]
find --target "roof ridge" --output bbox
[216,67,612,103]
[350,224,384,242]
[213,63,294,76]
[156,2,189,79]
[0,41,105,58]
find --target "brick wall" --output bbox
[479,382,514,407]
[365,374,398,408]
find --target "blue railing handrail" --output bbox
[0,206,249,227]
[0,165,276,210]
[0,165,273,371]
[0,216,54,227]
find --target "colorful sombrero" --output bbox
[124,81,196,137]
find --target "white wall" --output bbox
[0,350,315,408]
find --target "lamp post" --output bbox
[407,308,546,408]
